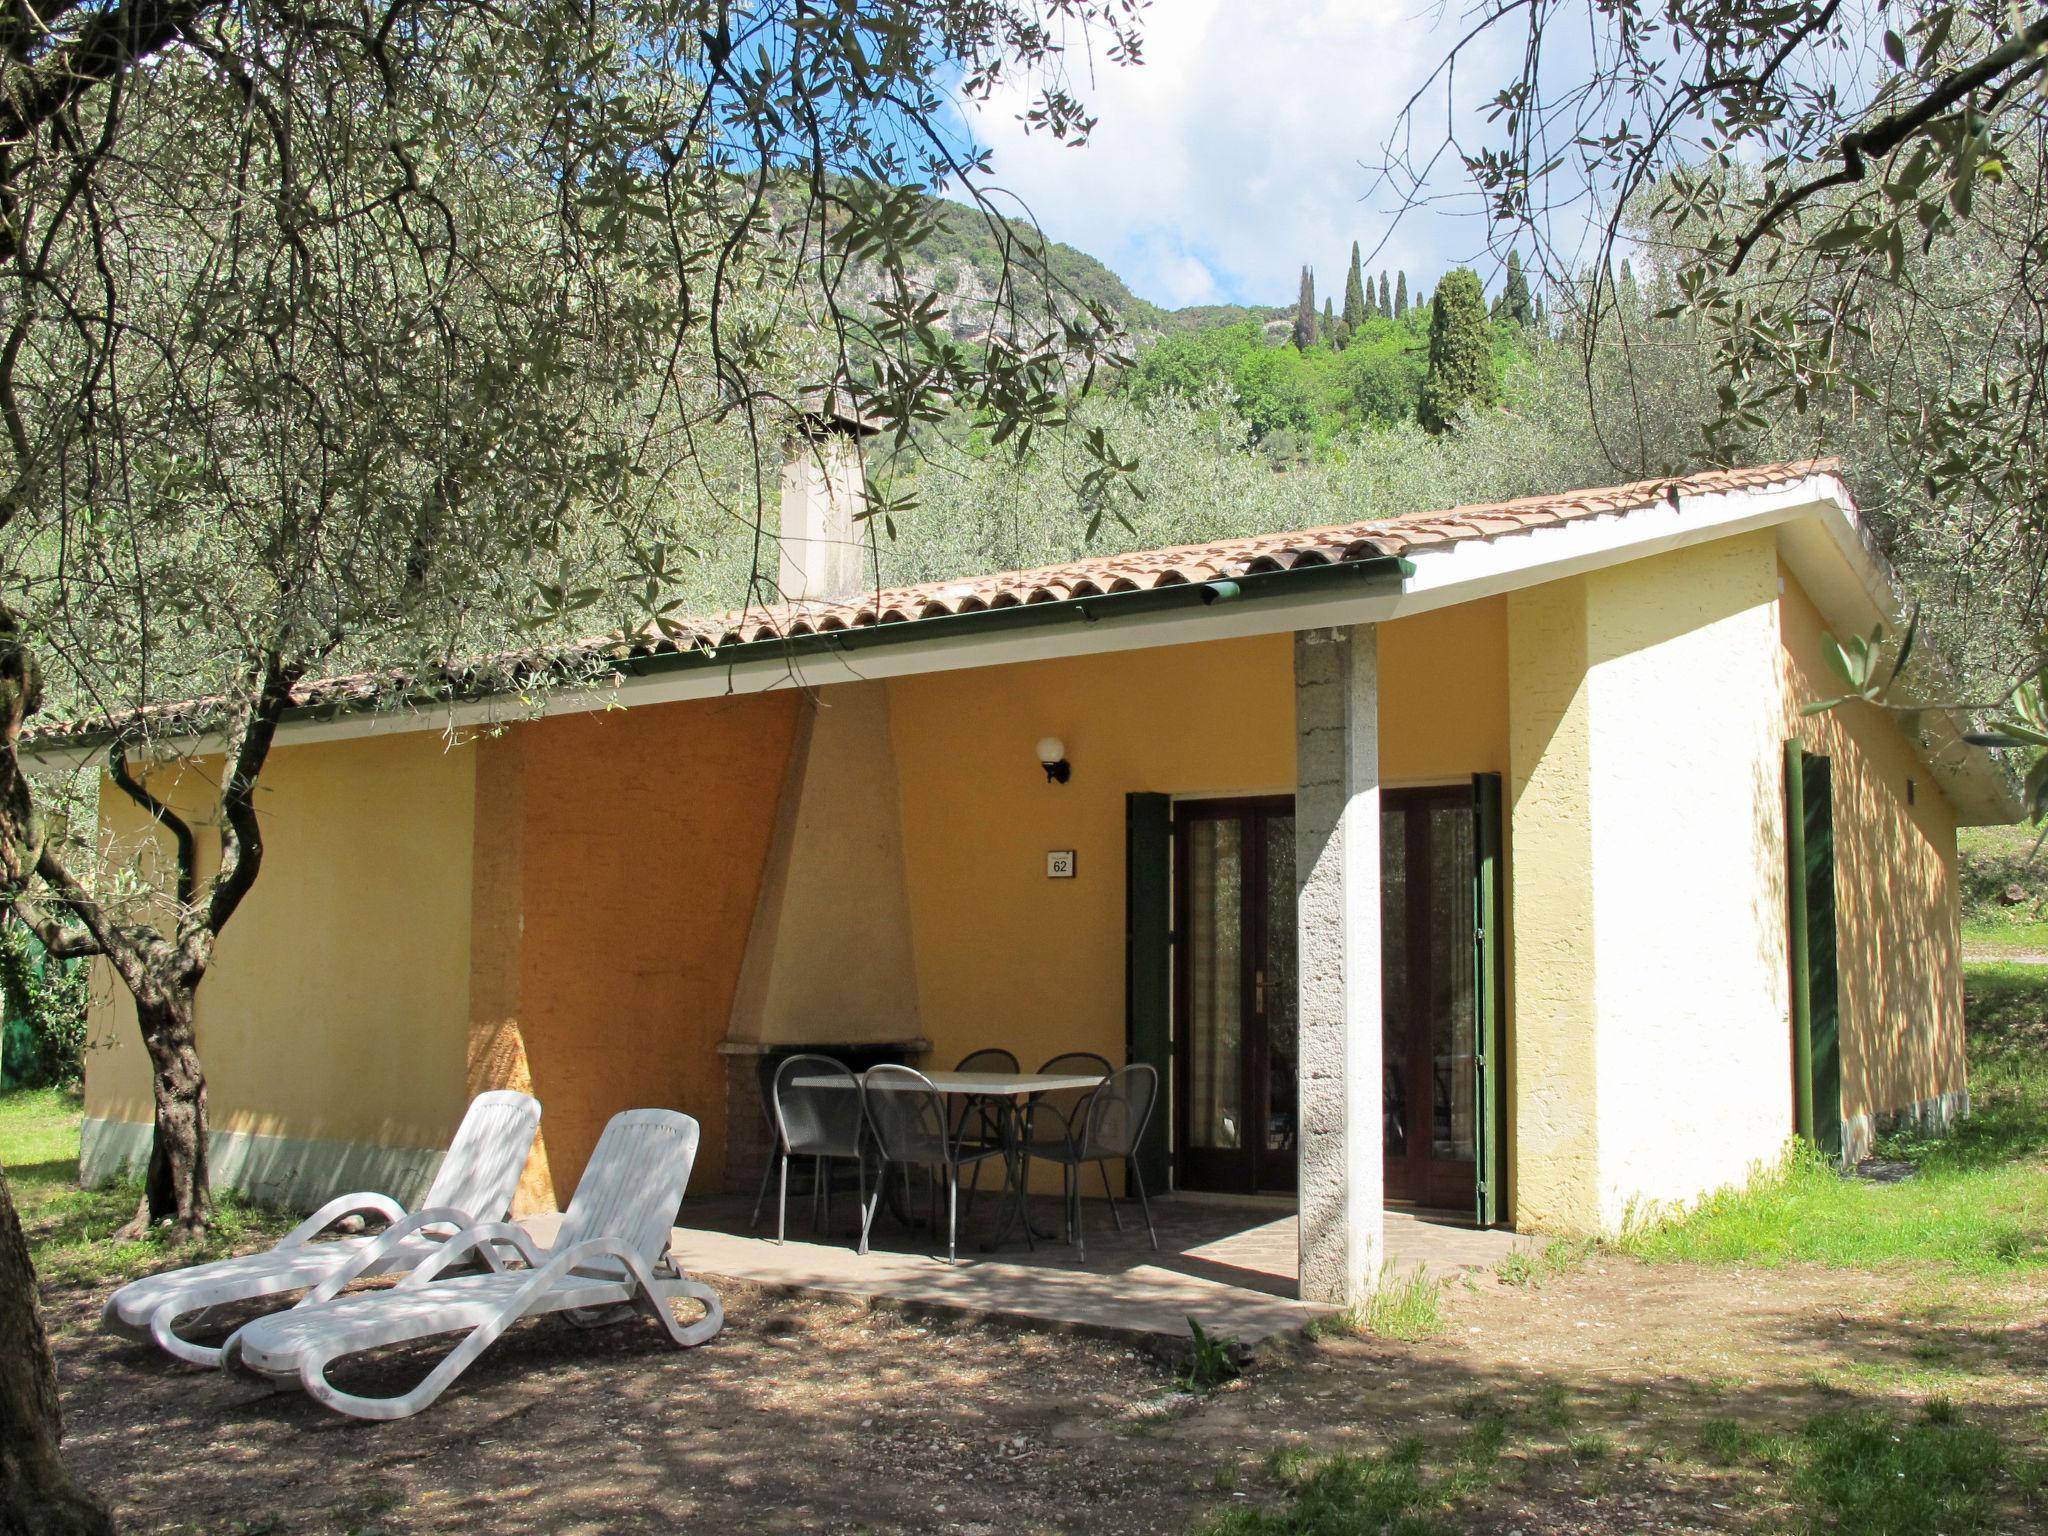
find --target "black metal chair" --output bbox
[859,1065,1008,1264]
[951,1047,1020,1141]
[949,1047,1020,1206]
[751,1053,866,1244]
[1024,1051,1111,1145]
[1021,1063,1159,1260]
[955,1048,1020,1073]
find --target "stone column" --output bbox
[1293,625,1384,1306]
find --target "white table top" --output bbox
[792,1069,1106,1095]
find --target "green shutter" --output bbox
[1125,792,1174,1190]
[1471,773,1507,1226]
[1786,745,1844,1159]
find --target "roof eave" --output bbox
[22,552,1415,769]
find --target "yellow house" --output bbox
[50,454,2017,1306]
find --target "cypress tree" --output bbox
[1342,241,1368,332]
[1322,295,1337,345]
[1293,265,1317,352]
[1378,272,1391,317]
[1394,270,1408,318]
[1500,250,1532,326]
[1418,267,1495,433]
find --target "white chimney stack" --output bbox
[778,406,879,604]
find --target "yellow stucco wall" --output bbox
[1505,576,1601,1231]
[84,733,477,1152]
[1779,568,1964,1137]
[1509,533,1794,1233]
[886,603,1510,1094]
[888,634,1293,1086]
[1380,597,1511,783]
[79,606,1511,1209]
[1586,535,1794,1225]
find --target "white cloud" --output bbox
[952,1,1518,310]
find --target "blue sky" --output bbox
[949,1,1530,310]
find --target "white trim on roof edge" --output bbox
[33,469,2019,824]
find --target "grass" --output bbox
[1702,1401,2009,1536]
[1962,917,2048,953]
[2,1086,294,1291]
[1798,1404,2004,1533]
[1210,1441,1449,1536]
[1212,1420,1522,1536]
[1493,1237,1592,1288]
[1959,824,2048,951]
[1309,1263,1448,1343]
[1616,963,2048,1273]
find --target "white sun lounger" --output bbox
[103,1089,542,1367]
[221,1107,722,1420]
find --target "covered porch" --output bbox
[698,612,1510,1310]
[647,1191,1532,1347]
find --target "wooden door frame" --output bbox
[1380,782,1480,1212]
[1172,795,1294,1195]
[1786,745,1844,1157]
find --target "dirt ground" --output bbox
[45,1255,2048,1535]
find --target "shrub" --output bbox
[0,920,91,1088]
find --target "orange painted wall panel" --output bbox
[471,691,800,1200]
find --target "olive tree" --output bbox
[0,3,1141,1527]
[1383,1,2048,688]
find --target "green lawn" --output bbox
[1962,918,2048,954]
[1,1087,292,1290]
[0,1084,86,1169]
[1618,963,2048,1273]
[1959,824,2048,951]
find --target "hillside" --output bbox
[914,195,1285,339]
[908,194,1521,456]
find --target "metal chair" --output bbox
[949,1047,1019,1211]
[858,1065,1009,1264]
[951,1047,1020,1143]
[954,1048,1020,1073]
[1021,1063,1159,1261]
[1023,1051,1112,1152]
[752,1054,866,1244]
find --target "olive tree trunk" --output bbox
[123,992,210,1237]
[0,1165,114,1536]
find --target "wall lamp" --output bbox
[1037,736,1071,785]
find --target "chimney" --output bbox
[778,403,881,604]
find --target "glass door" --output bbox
[1381,785,1480,1210]
[1174,797,1297,1194]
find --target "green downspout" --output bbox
[1785,740,1816,1142]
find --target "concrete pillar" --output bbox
[1293,625,1384,1306]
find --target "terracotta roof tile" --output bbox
[29,459,1841,747]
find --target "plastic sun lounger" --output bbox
[102,1089,542,1368]
[220,1108,722,1420]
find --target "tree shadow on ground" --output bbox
[45,1253,2048,1536]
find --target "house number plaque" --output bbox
[1047,850,1076,879]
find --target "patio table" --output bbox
[793,1069,1107,1251]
